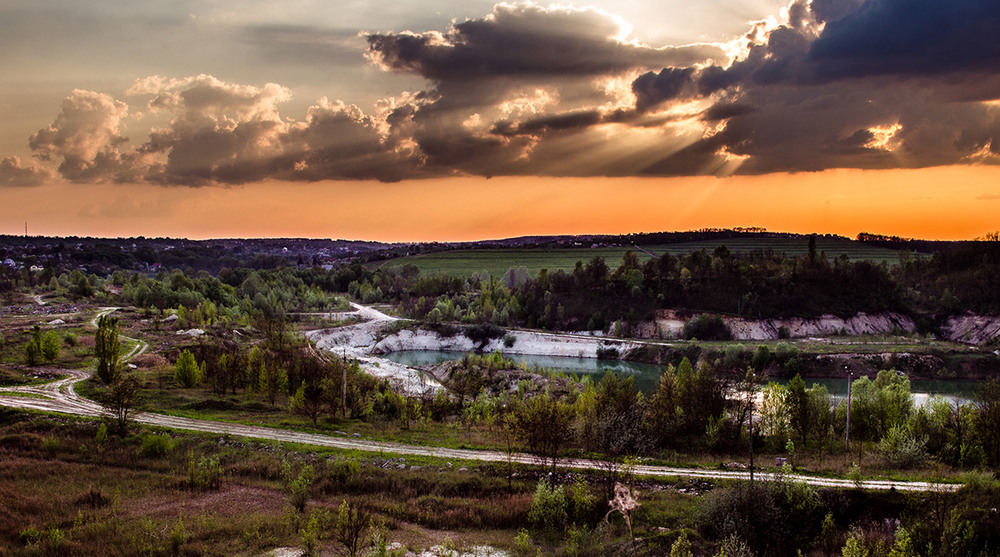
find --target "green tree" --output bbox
[786,374,811,445]
[335,499,370,557]
[290,380,326,426]
[94,314,121,384]
[647,365,681,449]
[40,330,60,362]
[974,379,1000,465]
[751,344,772,372]
[282,462,314,513]
[256,361,289,407]
[24,325,43,366]
[23,340,41,366]
[174,349,201,388]
[515,391,574,475]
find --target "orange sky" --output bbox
[4,165,998,242]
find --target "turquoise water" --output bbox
[381,350,979,405]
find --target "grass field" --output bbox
[376,237,918,278]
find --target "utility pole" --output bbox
[342,348,348,417]
[749,394,755,484]
[845,369,852,451]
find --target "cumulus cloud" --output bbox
[24,74,422,185]
[28,89,147,182]
[0,156,54,187]
[366,2,723,79]
[9,0,1000,184]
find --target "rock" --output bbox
[410,465,421,471]
[47,318,65,325]
[163,314,179,322]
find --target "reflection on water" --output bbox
[382,350,979,405]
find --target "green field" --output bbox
[376,237,919,278]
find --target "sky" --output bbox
[2,0,999,241]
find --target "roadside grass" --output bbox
[0,391,50,399]
[95,365,970,486]
[0,409,664,556]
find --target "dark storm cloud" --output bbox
[807,0,1000,80]
[627,0,1000,176]
[365,3,724,79]
[10,0,1000,184]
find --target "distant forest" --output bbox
[3,231,998,337]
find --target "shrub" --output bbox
[188,453,222,490]
[283,462,315,512]
[683,314,732,341]
[139,433,175,457]
[63,332,79,347]
[513,528,535,557]
[95,423,108,444]
[528,480,567,530]
[699,479,822,557]
[41,436,60,456]
[503,333,517,348]
[596,345,620,360]
[670,532,692,557]
[877,425,928,469]
[464,323,505,347]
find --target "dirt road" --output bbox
[0,370,958,493]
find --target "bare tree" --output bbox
[101,374,142,433]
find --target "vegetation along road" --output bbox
[0,356,958,494]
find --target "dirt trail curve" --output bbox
[0,308,959,493]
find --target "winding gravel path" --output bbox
[0,309,960,493]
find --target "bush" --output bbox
[283,462,314,512]
[877,425,928,469]
[699,479,822,557]
[596,345,620,360]
[464,323,505,347]
[503,333,517,348]
[139,433,175,457]
[528,480,567,530]
[188,453,222,490]
[41,436,60,456]
[683,315,732,341]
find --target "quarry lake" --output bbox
[382,350,979,405]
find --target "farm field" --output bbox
[376,236,921,278]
